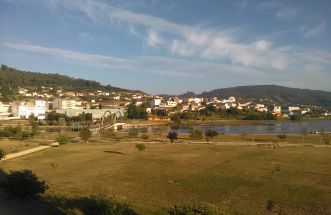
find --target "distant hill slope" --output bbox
[0,64,141,95]
[181,85,331,108]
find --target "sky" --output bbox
[0,0,331,94]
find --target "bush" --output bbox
[140,134,149,140]
[205,129,219,142]
[100,129,117,139]
[168,201,227,215]
[85,185,137,215]
[189,129,203,140]
[277,133,288,139]
[1,170,48,200]
[128,129,139,138]
[0,148,6,160]
[79,129,92,143]
[56,134,67,145]
[135,143,146,152]
[323,134,330,145]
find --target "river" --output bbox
[124,120,331,134]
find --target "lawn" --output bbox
[0,140,331,214]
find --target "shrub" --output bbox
[140,134,149,140]
[79,129,92,143]
[0,148,6,160]
[100,129,117,139]
[277,133,288,139]
[85,185,137,215]
[128,129,139,138]
[323,134,330,145]
[56,134,67,145]
[1,170,48,200]
[189,129,203,140]
[168,201,227,215]
[205,129,219,142]
[135,143,146,152]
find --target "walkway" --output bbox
[1,142,59,161]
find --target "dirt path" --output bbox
[1,142,59,161]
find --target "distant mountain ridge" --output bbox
[0,64,141,95]
[180,85,331,108]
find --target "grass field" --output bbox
[1,137,331,214]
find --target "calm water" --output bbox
[124,120,331,134]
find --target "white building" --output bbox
[53,98,81,110]
[289,106,300,112]
[255,104,268,112]
[0,102,12,119]
[188,98,202,104]
[151,98,161,107]
[18,100,46,120]
[166,101,177,107]
[228,96,236,103]
[273,106,281,113]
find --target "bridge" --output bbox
[90,110,126,132]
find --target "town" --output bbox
[1,86,329,124]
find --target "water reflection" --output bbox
[124,120,331,134]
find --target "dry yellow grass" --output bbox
[1,140,331,214]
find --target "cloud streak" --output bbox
[302,20,327,38]
[41,0,300,71]
[4,42,265,78]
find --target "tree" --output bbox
[167,131,178,143]
[127,104,147,119]
[1,170,48,200]
[79,129,92,143]
[205,129,219,142]
[0,148,6,160]
[135,143,146,152]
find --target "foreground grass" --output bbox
[1,141,331,214]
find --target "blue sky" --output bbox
[0,0,331,94]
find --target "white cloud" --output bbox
[43,0,289,69]
[302,20,327,38]
[146,30,163,47]
[254,40,269,51]
[3,0,331,90]
[38,0,331,75]
[276,7,298,19]
[4,42,265,78]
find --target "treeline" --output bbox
[0,125,38,140]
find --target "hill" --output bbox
[181,85,331,108]
[0,64,141,99]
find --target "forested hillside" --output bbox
[181,85,331,108]
[0,64,139,97]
